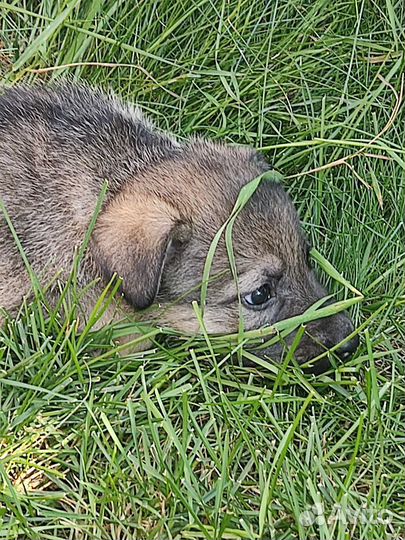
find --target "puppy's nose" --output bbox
[305,334,359,375]
[336,334,359,360]
[304,357,331,376]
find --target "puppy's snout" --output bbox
[302,312,359,375]
[304,331,359,376]
[329,313,359,360]
[336,334,360,360]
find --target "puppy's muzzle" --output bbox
[303,313,360,374]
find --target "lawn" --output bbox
[0,0,405,539]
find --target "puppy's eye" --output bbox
[244,283,273,308]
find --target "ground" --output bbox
[0,1,404,539]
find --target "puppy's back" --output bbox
[0,84,178,194]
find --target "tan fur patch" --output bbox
[92,189,185,310]
[96,190,180,248]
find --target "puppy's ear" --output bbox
[93,192,189,309]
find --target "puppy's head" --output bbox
[93,140,359,372]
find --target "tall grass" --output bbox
[0,1,404,538]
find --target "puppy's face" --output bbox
[93,142,358,372]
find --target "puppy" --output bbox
[0,84,359,371]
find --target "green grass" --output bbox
[1,0,405,538]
